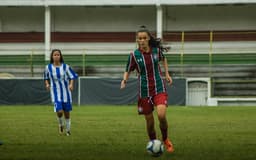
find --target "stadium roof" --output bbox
[0,0,256,6]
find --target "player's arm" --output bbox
[66,64,78,91]
[44,66,50,91]
[44,80,50,91]
[121,53,132,89]
[120,71,130,89]
[69,79,74,91]
[121,53,137,89]
[162,57,172,85]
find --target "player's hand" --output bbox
[45,84,50,91]
[166,74,172,86]
[120,80,126,89]
[69,84,74,91]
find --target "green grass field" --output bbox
[0,106,256,160]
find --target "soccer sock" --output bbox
[160,126,168,141]
[65,118,71,132]
[57,117,64,127]
[148,131,156,140]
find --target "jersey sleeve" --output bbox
[43,65,50,80]
[125,53,137,72]
[66,64,78,80]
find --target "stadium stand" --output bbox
[1,0,256,105]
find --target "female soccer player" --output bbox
[44,49,78,136]
[120,26,174,153]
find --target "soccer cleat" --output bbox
[66,131,71,136]
[164,139,174,153]
[59,125,64,134]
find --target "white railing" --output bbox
[1,0,256,6]
[0,41,256,55]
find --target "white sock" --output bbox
[57,117,64,127]
[66,118,71,132]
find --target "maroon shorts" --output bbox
[137,93,168,115]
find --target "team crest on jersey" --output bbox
[153,54,158,61]
[137,58,143,63]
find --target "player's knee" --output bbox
[158,114,166,123]
[157,105,166,119]
[64,112,70,118]
[157,111,165,119]
[57,111,63,117]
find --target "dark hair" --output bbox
[137,25,170,52]
[50,49,64,64]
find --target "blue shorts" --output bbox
[54,102,72,112]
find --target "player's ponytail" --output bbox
[137,25,170,52]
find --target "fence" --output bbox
[0,77,186,105]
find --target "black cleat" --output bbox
[66,131,71,136]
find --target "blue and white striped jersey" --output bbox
[44,63,78,103]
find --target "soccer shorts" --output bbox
[137,92,168,115]
[54,102,72,112]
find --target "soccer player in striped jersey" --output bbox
[120,26,174,153]
[44,49,78,136]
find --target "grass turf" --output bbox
[0,106,256,160]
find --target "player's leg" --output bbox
[156,104,174,153]
[138,97,156,140]
[54,102,64,134]
[156,104,168,141]
[64,111,71,136]
[144,113,156,140]
[57,111,64,134]
[154,93,174,153]
[63,102,72,136]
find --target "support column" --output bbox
[156,4,163,39]
[45,6,51,61]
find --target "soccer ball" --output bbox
[146,139,164,157]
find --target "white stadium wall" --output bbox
[52,6,156,32]
[0,7,44,32]
[0,5,256,55]
[1,3,255,56]
[0,5,256,32]
[165,5,256,31]
[0,6,156,32]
